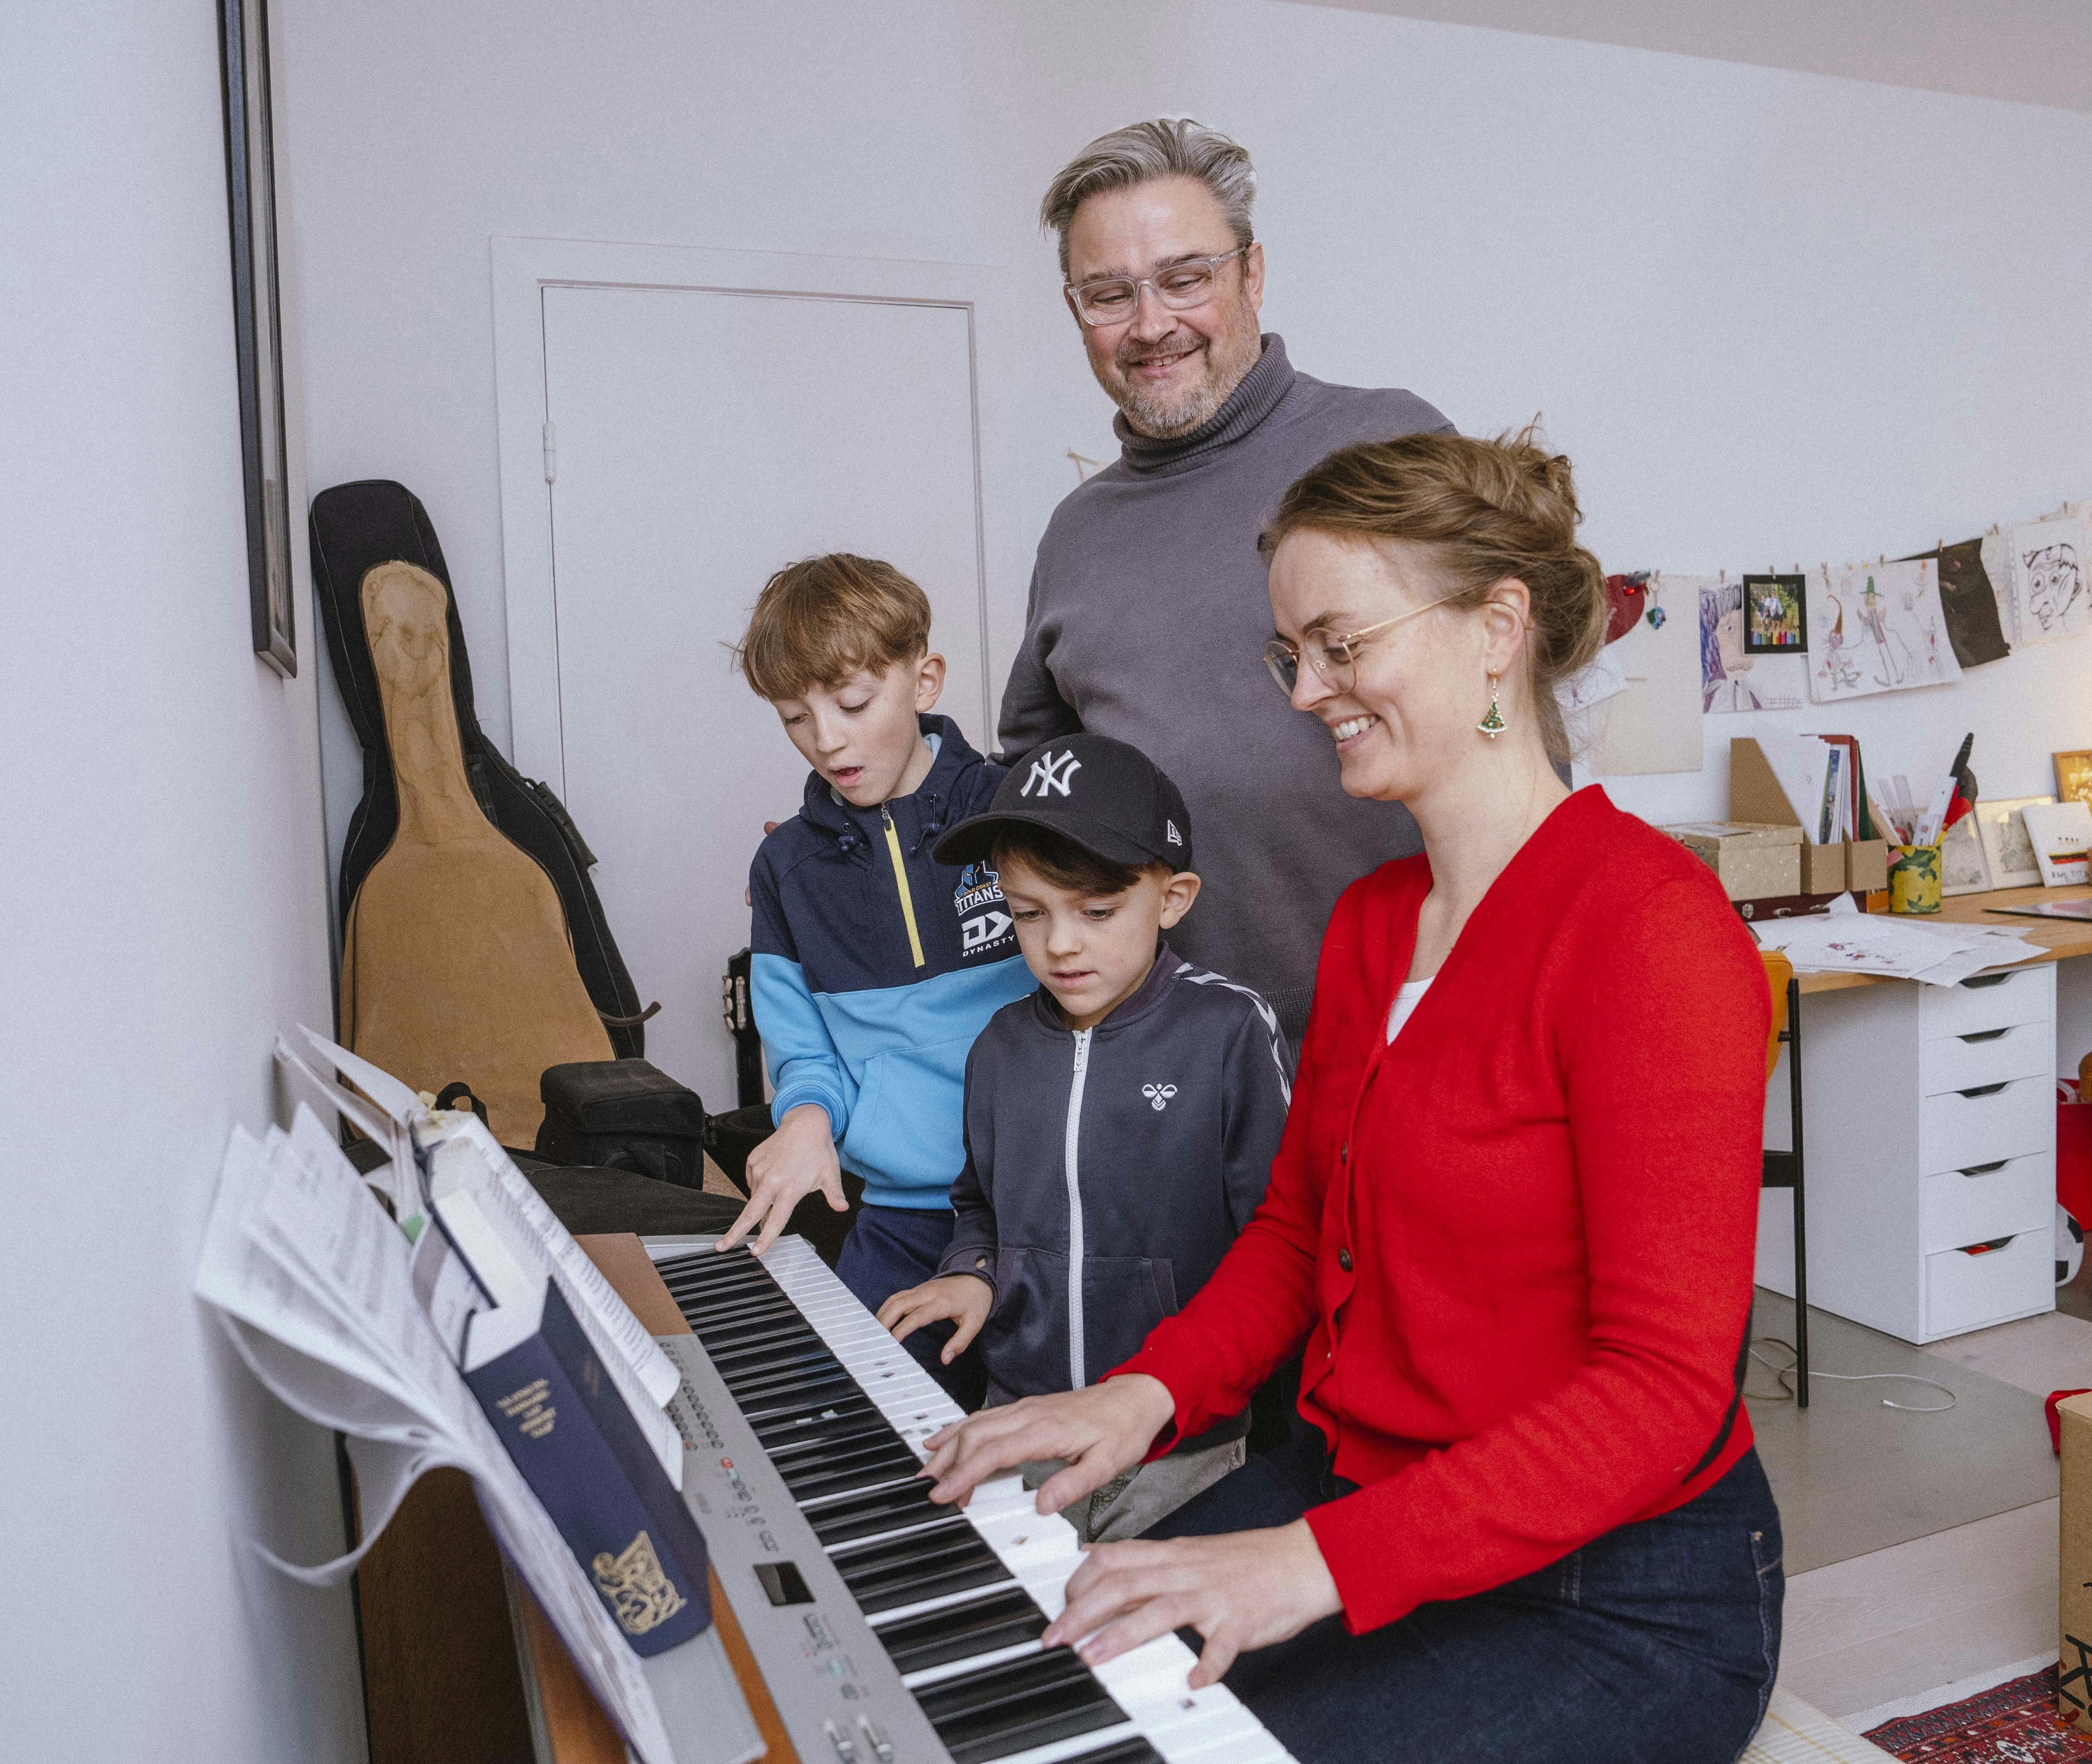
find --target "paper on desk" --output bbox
[194,1121,679,1764]
[422,1113,683,1412]
[1752,901,2043,983]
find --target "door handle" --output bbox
[1958,1028,2010,1044]
[1956,1082,2009,1098]
[1959,973,2010,989]
[1957,1161,2009,1177]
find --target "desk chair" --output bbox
[1759,953,1809,1406]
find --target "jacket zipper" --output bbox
[1063,1028,1093,1389]
[879,804,926,968]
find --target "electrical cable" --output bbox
[1746,1335,1958,1413]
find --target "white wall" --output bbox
[281,0,2092,998]
[0,7,364,1760]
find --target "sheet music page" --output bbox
[194,1121,678,1764]
[295,1025,426,1216]
[427,1114,684,1409]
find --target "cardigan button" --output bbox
[1337,1248,1353,1273]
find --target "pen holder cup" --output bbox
[1889,842,1943,915]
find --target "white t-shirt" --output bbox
[1386,976,1433,1044]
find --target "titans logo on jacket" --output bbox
[747,716,1036,1211]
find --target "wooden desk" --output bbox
[1795,882,2092,994]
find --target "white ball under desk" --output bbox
[1756,883,2092,1345]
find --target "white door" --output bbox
[540,284,989,1109]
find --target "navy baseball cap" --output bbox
[932,734,1194,873]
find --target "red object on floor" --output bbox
[2060,1092,2092,1231]
[1863,1664,2092,1759]
[2048,1390,2092,1455]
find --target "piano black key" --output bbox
[873,1585,1050,1674]
[913,1648,1126,1764]
[749,1396,883,1446]
[767,1417,904,1470]
[1058,1740,1163,1764]
[830,1520,1012,1613]
[803,1479,945,1545]
[718,1354,856,1404]
[737,1369,863,1420]
[704,1324,830,1365]
[782,1450,926,1504]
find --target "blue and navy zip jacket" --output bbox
[748,714,1038,1211]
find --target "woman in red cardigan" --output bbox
[919,429,1778,1763]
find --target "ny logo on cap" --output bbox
[1023,750,1082,799]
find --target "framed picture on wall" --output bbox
[1976,796,2055,891]
[218,0,295,677]
[1742,574,1807,654]
[2055,750,2092,809]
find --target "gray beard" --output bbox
[1117,349,1230,437]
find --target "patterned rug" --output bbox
[1863,1667,2092,1760]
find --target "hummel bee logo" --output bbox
[1023,750,1082,798]
[1141,1084,1177,1112]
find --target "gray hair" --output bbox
[1039,118,1256,279]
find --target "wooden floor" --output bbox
[1772,1301,2092,1726]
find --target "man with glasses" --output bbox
[1000,118,1453,1049]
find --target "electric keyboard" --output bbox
[643,1234,1296,1764]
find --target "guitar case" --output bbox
[310,479,653,1145]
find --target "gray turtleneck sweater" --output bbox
[998,336,1452,1046]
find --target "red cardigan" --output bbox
[1112,788,1770,1634]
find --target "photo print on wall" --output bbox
[1742,574,1807,654]
[1806,558,1961,702]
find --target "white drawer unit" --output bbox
[1756,961,2059,1343]
[1924,1230,2054,1338]
[1920,1153,2055,1254]
[1920,1075,2055,1173]
[1920,962,2055,1039]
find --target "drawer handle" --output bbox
[1956,1081,2009,1098]
[1958,1028,2011,1044]
[1957,1161,2010,1177]
[1960,973,2011,989]
[1956,1236,2015,1254]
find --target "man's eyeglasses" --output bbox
[1263,595,1459,697]
[1064,247,1250,328]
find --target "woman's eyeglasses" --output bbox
[1064,248,1249,328]
[1263,595,1458,697]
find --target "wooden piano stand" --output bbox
[351,1233,798,1764]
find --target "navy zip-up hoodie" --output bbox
[749,715,1037,1209]
[938,943,1293,1443]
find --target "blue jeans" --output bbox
[835,1203,986,1411]
[1149,1433,1783,1764]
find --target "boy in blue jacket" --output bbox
[721,554,1036,1402]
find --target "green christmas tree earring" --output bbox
[1477,674,1507,739]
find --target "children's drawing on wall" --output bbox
[1901,538,2010,668]
[1741,574,1806,653]
[2004,514,2090,646]
[1700,577,1802,712]
[1806,558,1962,702]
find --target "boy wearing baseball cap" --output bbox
[878,733,1293,1541]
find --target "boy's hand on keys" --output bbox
[919,1374,1177,1513]
[717,1102,844,1255]
[877,1274,992,1361]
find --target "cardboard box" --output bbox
[1847,839,1890,893]
[1731,737,1887,897]
[1659,821,1803,901]
[2057,1392,2092,1734]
